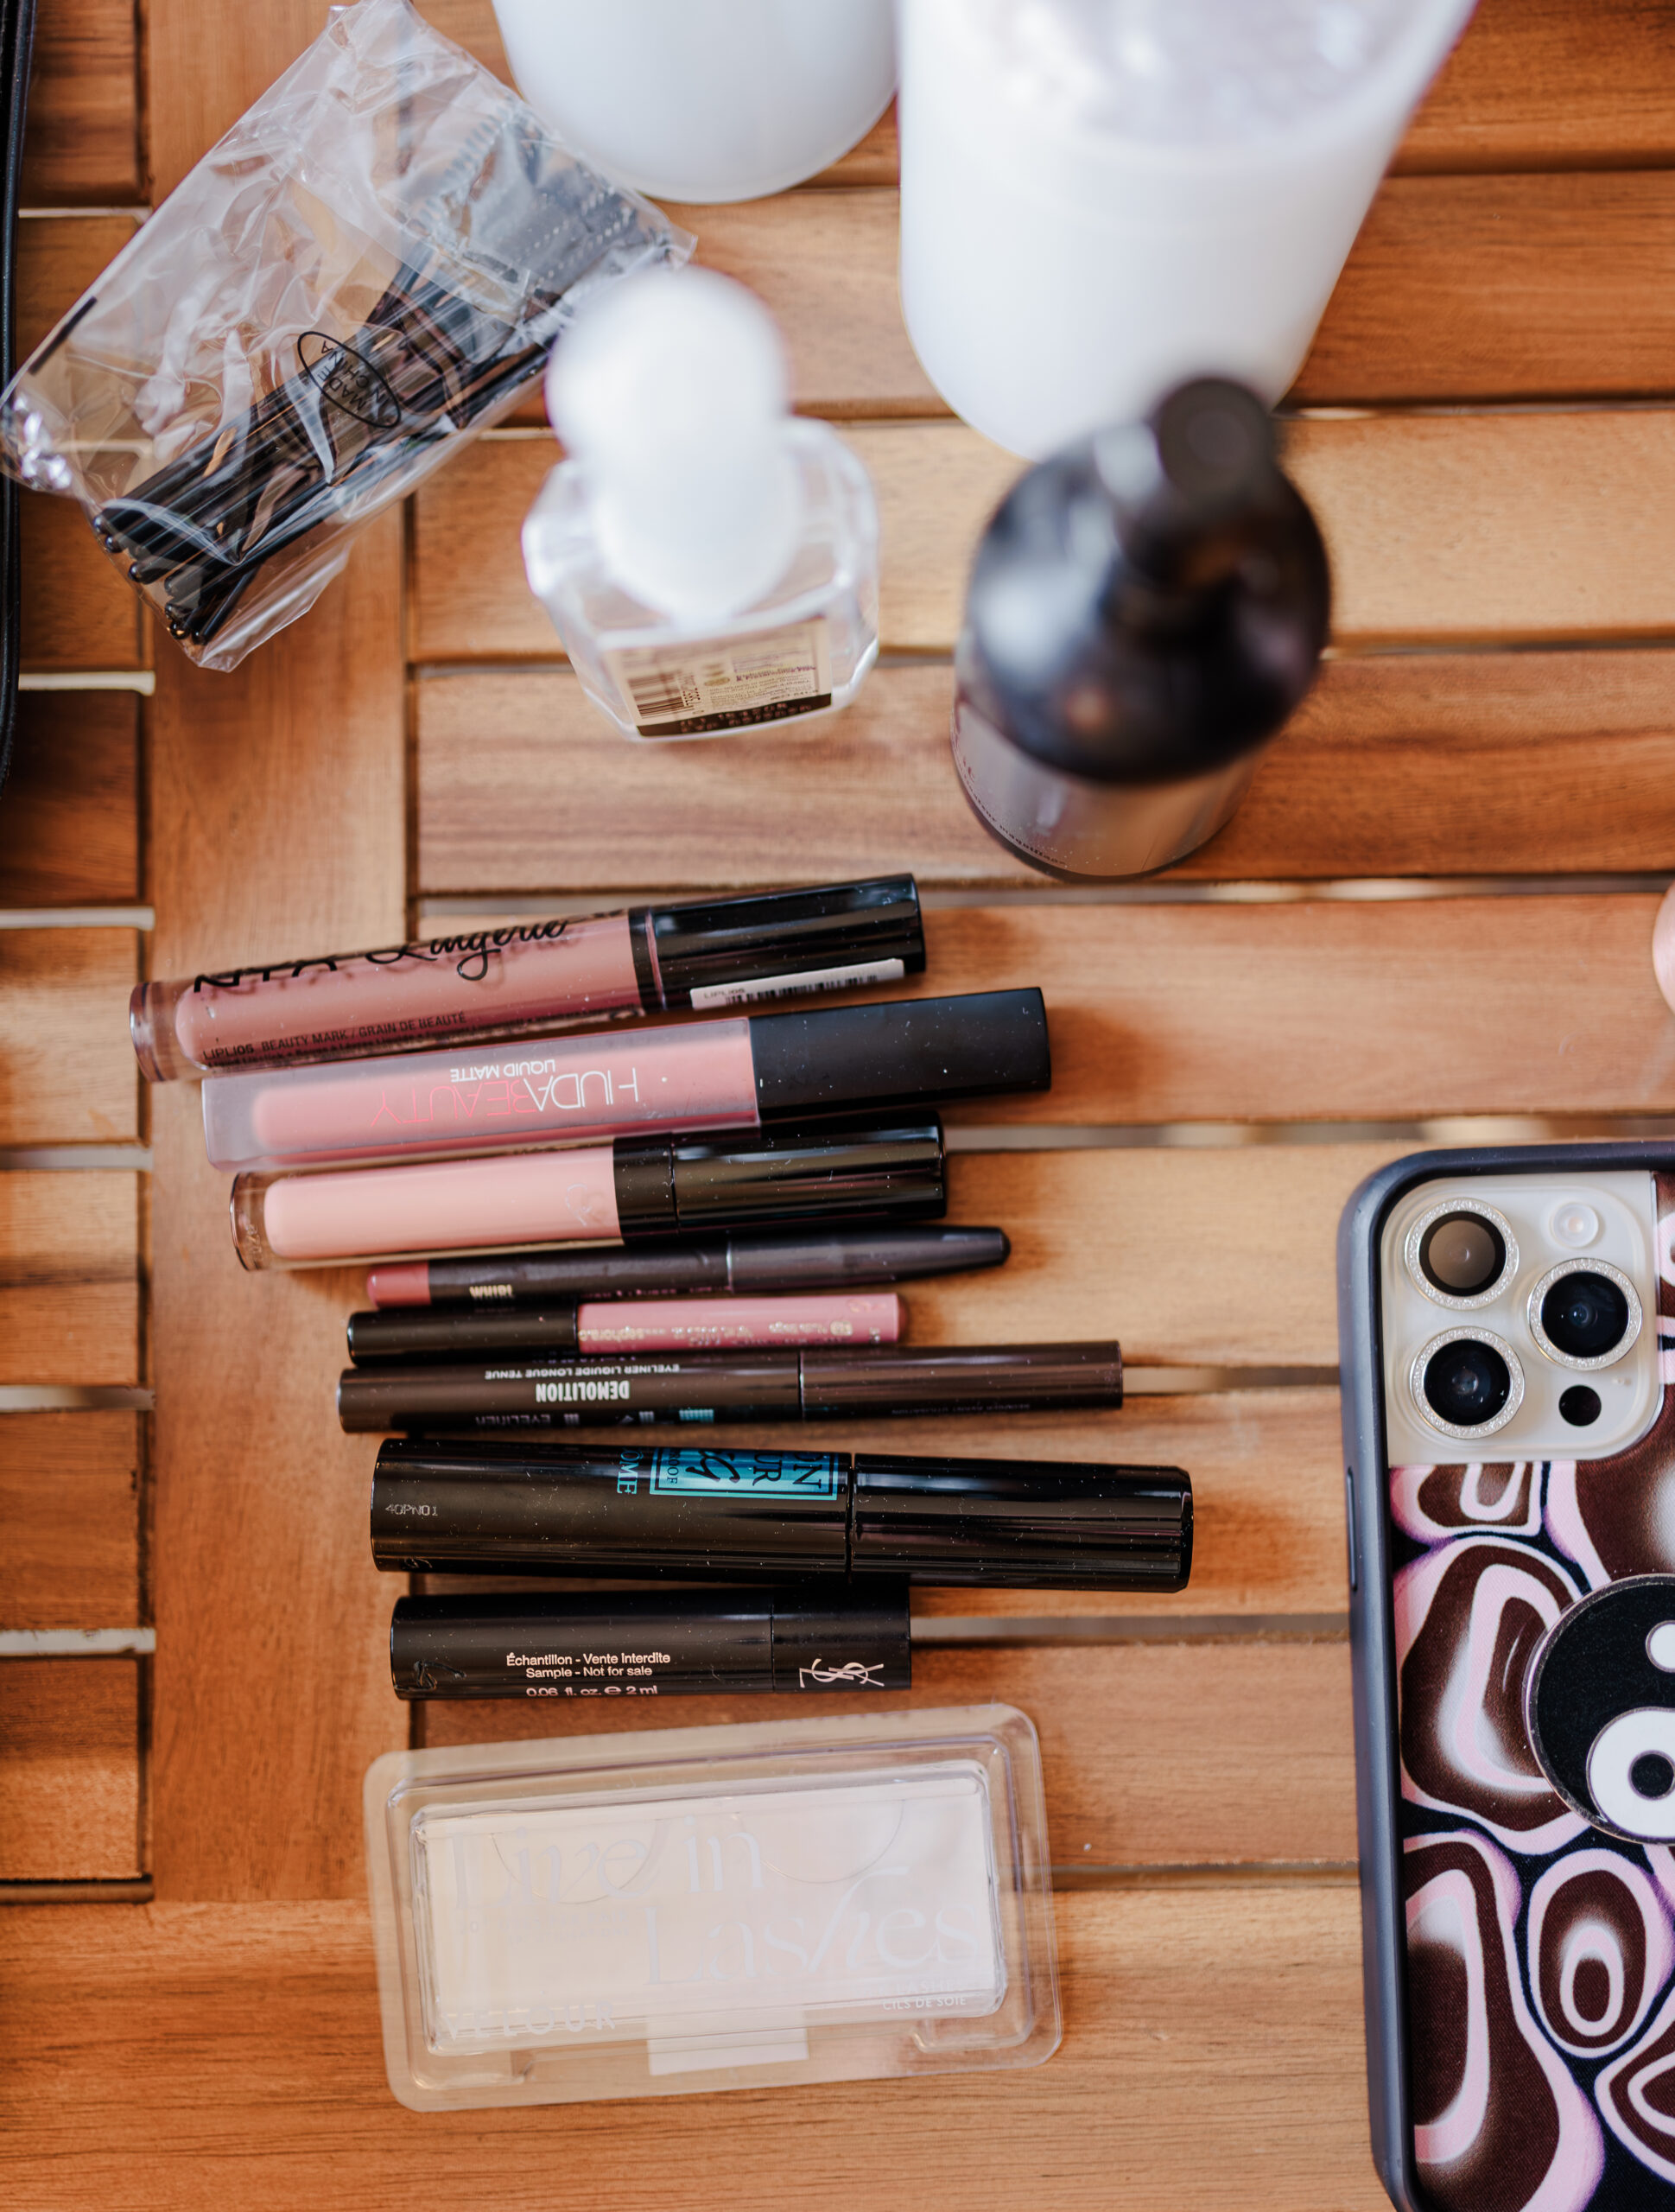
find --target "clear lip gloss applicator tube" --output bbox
[201,987,1050,1175]
[130,876,924,1080]
[232,1116,949,1270]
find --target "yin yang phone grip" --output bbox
[1337,1138,1675,2212]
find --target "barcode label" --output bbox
[689,957,906,1010]
[603,620,833,738]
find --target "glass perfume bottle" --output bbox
[523,270,879,741]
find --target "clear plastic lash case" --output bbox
[364,1702,1060,2110]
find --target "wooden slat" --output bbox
[1398,0,1675,174]
[0,1658,140,1879]
[412,410,1675,664]
[146,503,409,1900]
[0,929,137,1144]
[412,897,1675,1128]
[0,693,140,905]
[18,215,136,360]
[0,1887,1383,2210]
[416,650,1675,893]
[417,1639,1354,1866]
[0,1411,139,1630]
[513,171,1675,425]
[880,1146,1388,1370]
[21,0,142,207]
[665,190,936,417]
[421,0,1675,185]
[0,1171,138,1386]
[1302,171,1675,404]
[21,499,143,671]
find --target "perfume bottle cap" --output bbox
[545,267,802,624]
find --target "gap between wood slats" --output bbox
[414,652,1675,892]
[409,411,1675,665]
[0,1888,1384,2211]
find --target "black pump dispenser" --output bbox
[952,377,1330,879]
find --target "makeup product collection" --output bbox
[137,870,1192,1705]
[142,869,1183,2102]
[37,0,1483,2110]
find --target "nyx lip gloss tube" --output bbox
[231,1117,946,1270]
[337,1342,1123,1433]
[371,1440,1193,1590]
[132,876,925,1080]
[365,1223,1011,1308]
[346,1293,904,1363]
[389,1583,913,1700]
[200,987,1050,1173]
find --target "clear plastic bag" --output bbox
[0,0,691,668]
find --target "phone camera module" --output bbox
[1529,1260,1642,1371]
[1405,1199,1517,1309]
[1412,1328,1524,1439]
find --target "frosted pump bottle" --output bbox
[898,0,1479,458]
[487,0,895,203]
[523,271,879,741]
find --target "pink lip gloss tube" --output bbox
[130,877,924,1080]
[344,1292,904,1363]
[201,988,1050,1173]
[229,1117,947,1269]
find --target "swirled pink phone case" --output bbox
[1340,1145,1675,2212]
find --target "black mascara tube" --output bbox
[371,1439,1192,1591]
[390,1583,913,1701]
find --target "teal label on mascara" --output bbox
[631,1448,842,1498]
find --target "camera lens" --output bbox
[1541,1271,1630,1361]
[1421,1338,1513,1430]
[1419,1211,1506,1297]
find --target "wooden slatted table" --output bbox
[5,1,1675,2201]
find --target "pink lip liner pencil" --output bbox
[200,988,1050,1173]
[131,876,923,1079]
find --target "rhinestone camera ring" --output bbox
[1526,1257,1643,1372]
[1409,1326,1526,1441]
[1403,1197,1520,1312]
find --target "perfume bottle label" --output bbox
[604,620,834,736]
[411,1766,1005,2055]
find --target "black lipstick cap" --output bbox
[751,989,1050,1117]
[649,877,925,1007]
[851,1455,1191,1590]
[389,1582,912,1700]
[613,1116,948,1236]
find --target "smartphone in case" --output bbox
[1340,1142,1675,2212]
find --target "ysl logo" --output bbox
[797,1656,886,1688]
